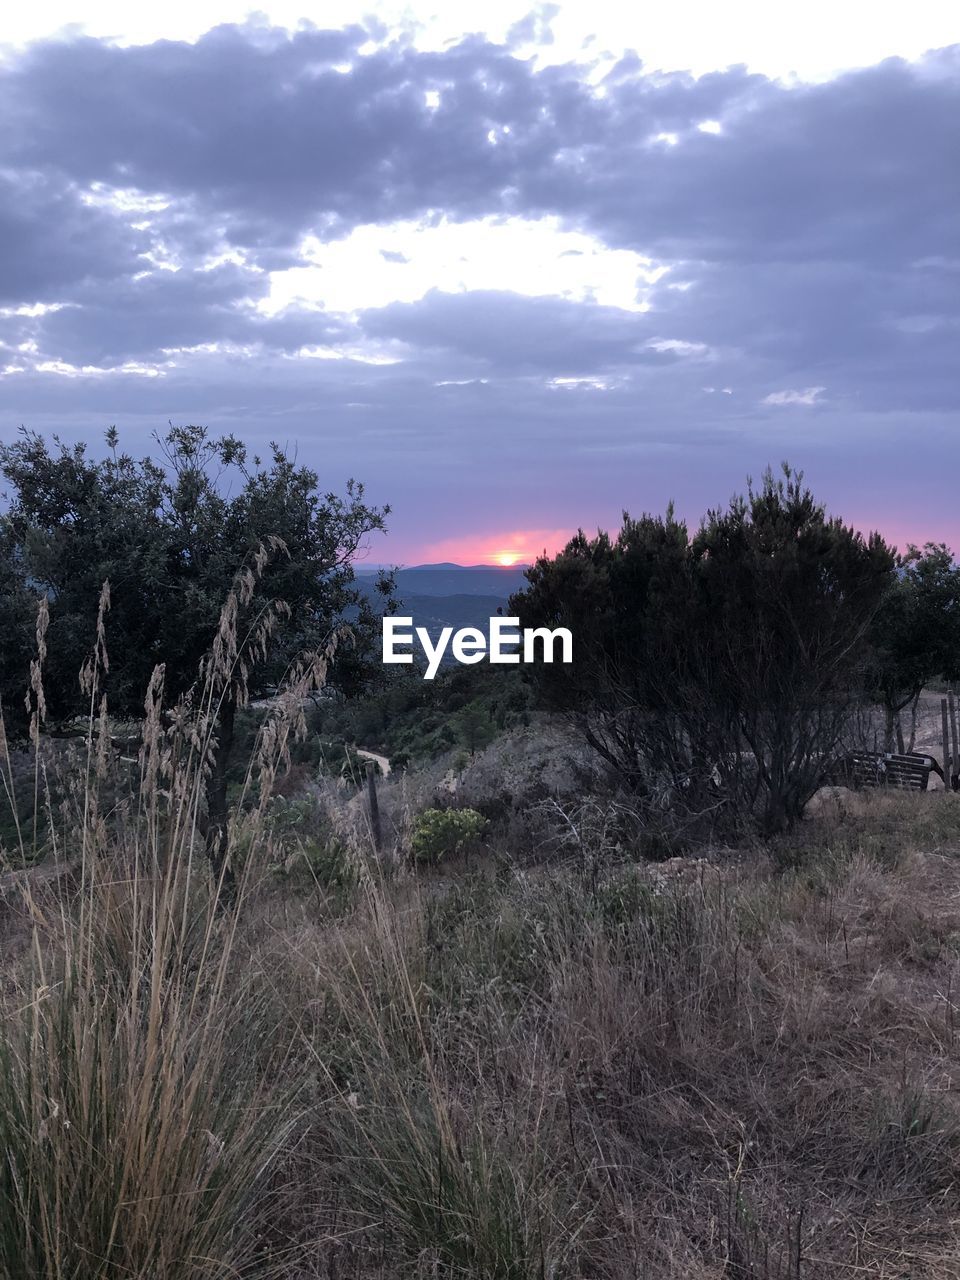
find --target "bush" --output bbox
[512,466,896,835]
[410,807,487,865]
[327,1079,568,1279]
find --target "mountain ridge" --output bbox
[355,561,532,574]
[357,564,530,600]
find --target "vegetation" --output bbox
[0,552,311,1278]
[0,425,392,881]
[3,442,960,1276]
[410,805,487,863]
[305,661,532,769]
[4,702,960,1275]
[512,466,897,833]
[867,541,960,749]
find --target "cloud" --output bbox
[0,173,149,304]
[258,216,662,314]
[359,289,668,374]
[646,338,711,358]
[4,26,956,270]
[0,21,957,555]
[762,386,827,406]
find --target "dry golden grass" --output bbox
[218,789,960,1279]
[3,575,960,1278]
[0,553,326,1279]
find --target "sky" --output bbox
[0,3,958,566]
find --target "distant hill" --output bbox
[355,564,531,667]
[389,593,508,632]
[399,562,532,572]
[358,564,531,598]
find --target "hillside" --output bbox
[357,563,530,598]
[357,565,530,666]
[357,588,509,633]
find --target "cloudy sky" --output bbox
[1,2,958,564]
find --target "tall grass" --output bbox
[267,802,960,1278]
[4,564,960,1277]
[0,556,325,1280]
[301,865,589,1279]
[0,876,292,1279]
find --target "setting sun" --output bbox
[419,530,573,566]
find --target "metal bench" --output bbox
[833,750,944,792]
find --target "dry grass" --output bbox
[0,556,323,1279]
[3,584,960,1277]
[225,789,960,1278]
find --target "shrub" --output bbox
[327,1080,569,1279]
[410,806,487,864]
[0,868,293,1280]
[303,835,358,894]
[512,466,896,835]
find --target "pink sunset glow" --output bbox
[408,509,960,569]
[417,527,578,567]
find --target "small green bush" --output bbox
[411,807,487,865]
[301,836,359,900]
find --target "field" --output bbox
[3,708,960,1279]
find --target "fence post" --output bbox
[950,691,959,791]
[947,701,957,788]
[366,759,383,852]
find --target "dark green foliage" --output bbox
[509,500,691,719]
[0,425,392,725]
[866,542,960,747]
[0,425,392,878]
[690,467,895,832]
[456,700,497,755]
[513,466,896,834]
[510,501,693,804]
[0,520,37,739]
[308,662,532,766]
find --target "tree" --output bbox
[512,467,896,835]
[689,467,895,832]
[510,508,696,801]
[0,424,393,879]
[456,701,495,756]
[0,518,37,738]
[866,543,960,750]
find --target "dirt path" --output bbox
[355,747,391,777]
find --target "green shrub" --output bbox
[411,807,487,865]
[595,869,660,931]
[328,1081,570,1279]
[298,835,359,900]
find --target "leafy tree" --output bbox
[513,467,896,835]
[866,543,960,750]
[0,425,392,877]
[456,701,496,756]
[0,518,37,737]
[690,468,895,832]
[510,507,694,799]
